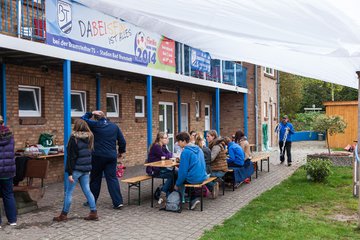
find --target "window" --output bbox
[19,86,41,117]
[106,93,119,117]
[71,90,86,117]
[264,67,274,77]
[264,102,268,118]
[195,101,200,118]
[135,96,145,117]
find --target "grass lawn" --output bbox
[201,167,360,240]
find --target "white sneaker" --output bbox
[8,222,17,226]
[158,198,164,205]
[190,198,201,210]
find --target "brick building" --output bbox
[0,0,278,183]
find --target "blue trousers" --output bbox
[156,169,175,195]
[90,155,123,207]
[0,178,17,224]
[63,170,96,213]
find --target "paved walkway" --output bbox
[0,141,327,240]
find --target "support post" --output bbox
[96,74,101,110]
[215,88,220,135]
[244,93,248,137]
[63,60,71,190]
[177,88,181,132]
[147,75,153,150]
[1,64,6,125]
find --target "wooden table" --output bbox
[144,160,179,207]
[34,153,64,159]
[251,152,271,178]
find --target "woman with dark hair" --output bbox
[146,132,173,208]
[54,119,98,222]
[205,130,228,198]
[235,130,251,160]
[0,115,17,227]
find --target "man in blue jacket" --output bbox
[174,132,208,210]
[275,115,295,166]
[82,111,126,209]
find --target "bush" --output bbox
[304,158,333,182]
[292,112,322,131]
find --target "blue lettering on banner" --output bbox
[191,48,211,73]
[47,33,145,65]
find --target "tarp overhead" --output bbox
[76,0,360,88]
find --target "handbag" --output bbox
[116,162,126,178]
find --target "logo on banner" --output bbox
[57,0,72,34]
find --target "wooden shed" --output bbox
[323,101,358,148]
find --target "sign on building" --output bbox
[46,0,176,72]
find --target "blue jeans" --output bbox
[63,171,96,213]
[156,169,175,195]
[90,155,123,207]
[0,178,17,224]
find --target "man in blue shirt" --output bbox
[82,111,126,209]
[276,115,295,166]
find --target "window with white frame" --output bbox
[71,90,86,117]
[135,96,145,117]
[195,101,200,118]
[264,102,268,118]
[263,67,274,76]
[106,93,119,118]
[19,86,41,117]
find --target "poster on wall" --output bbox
[45,0,175,72]
[190,48,211,73]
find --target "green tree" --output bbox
[311,114,347,154]
[279,72,304,117]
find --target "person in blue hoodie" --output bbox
[275,115,295,166]
[225,137,245,168]
[174,132,208,210]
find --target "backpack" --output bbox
[164,191,182,213]
[38,132,54,147]
[154,184,163,201]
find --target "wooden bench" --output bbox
[184,176,217,211]
[251,152,271,178]
[121,175,152,205]
[13,159,49,214]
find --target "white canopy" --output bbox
[76,0,360,88]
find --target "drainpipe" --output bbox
[17,0,21,38]
[1,64,6,125]
[146,75,153,150]
[356,71,360,228]
[254,65,259,151]
[63,60,71,191]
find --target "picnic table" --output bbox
[144,160,179,207]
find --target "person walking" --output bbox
[275,115,295,166]
[0,115,17,228]
[82,110,126,209]
[53,119,98,221]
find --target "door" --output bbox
[180,103,188,132]
[159,102,174,152]
[205,105,210,130]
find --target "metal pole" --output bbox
[146,75,153,150]
[255,65,259,151]
[177,88,181,132]
[244,93,248,137]
[96,74,101,110]
[63,60,71,191]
